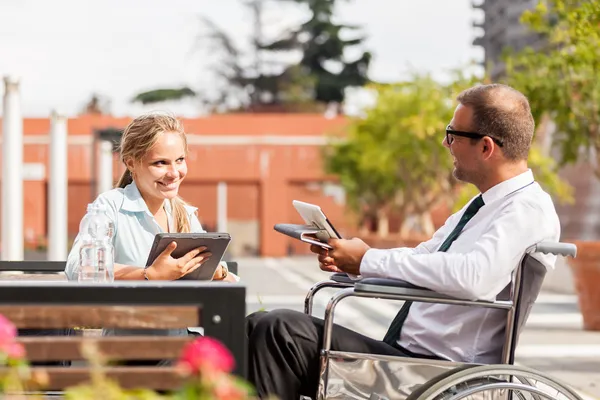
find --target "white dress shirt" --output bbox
[359,170,560,364]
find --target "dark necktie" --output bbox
[382,195,485,347]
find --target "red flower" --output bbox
[5,342,25,359]
[0,314,17,347]
[179,337,235,375]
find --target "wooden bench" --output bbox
[0,281,246,392]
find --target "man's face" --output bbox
[443,104,482,184]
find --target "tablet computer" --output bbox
[292,200,342,247]
[145,232,231,281]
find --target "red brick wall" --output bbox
[1,135,346,256]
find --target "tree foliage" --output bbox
[131,87,196,105]
[262,0,371,106]
[324,73,474,236]
[502,0,600,173]
[131,0,371,112]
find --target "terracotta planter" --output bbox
[568,240,600,331]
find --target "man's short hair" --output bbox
[456,84,535,161]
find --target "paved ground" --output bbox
[237,256,600,399]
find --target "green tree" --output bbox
[324,74,470,237]
[502,0,600,173]
[131,0,371,112]
[262,0,371,108]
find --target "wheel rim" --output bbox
[418,365,582,400]
[443,382,562,400]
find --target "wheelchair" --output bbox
[304,241,583,400]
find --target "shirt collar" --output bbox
[121,181,198,216]
[481,169,535,205]
[121,181,150,213]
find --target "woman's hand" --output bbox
[212,264,237,282]
[145,241,212,280]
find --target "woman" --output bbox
[66,112,238,283]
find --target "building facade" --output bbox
[473,0,544,80]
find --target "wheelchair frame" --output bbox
[304,241,581,400]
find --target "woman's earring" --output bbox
[130,170,136,181]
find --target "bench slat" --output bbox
[26,367,185,391]
[1,305,199,328]
[19,336,194,361]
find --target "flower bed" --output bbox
[0,314,259,399]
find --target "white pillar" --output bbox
[217,181,227,232]
[96,140,113,195]
[1,76,24,260]
[48,110,68,261]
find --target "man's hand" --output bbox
[310,238,371,275]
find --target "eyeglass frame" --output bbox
[445,125,504,147]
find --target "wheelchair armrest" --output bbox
[330,273,357,284]
[353,278,510,309]
[534,241,577,258]
[354,277,456,301]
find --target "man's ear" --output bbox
[481,137,495,160]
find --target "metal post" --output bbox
[217,181,227,232]
[1,76,24,260]
[96,140,113,195]
[48,110,68,261]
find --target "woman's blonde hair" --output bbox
[116,112,192,232]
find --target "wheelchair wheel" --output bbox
[406,364,583,400]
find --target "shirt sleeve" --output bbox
[356,208,460,280]
[65,194,118,281]
[359,200,551,301]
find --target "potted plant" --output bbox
[567,241,600,331]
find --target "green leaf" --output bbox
[131,87,196,105]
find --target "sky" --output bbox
[0,0,484,117]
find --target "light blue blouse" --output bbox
[65,181,227,337]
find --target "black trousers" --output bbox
[246,309,439,400]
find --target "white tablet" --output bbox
[292,200,342,242]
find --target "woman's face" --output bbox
[129,131,188,203]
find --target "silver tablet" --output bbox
[145,232,231,281]
[292,200,342,246]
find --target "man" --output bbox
[246,84,560,399]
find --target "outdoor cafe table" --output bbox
[0,272,247,377]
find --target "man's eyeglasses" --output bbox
[445,125,503,147]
